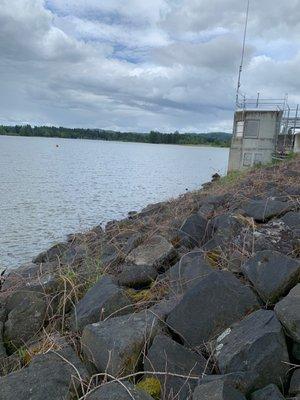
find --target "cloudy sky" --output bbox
[1,0,300,132]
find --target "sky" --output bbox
[1,0,300,133]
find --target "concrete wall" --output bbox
[294,133,300,153]
[228,110,282,172]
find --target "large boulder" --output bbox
[203,194,230,208]
[149,296,180,320]
[166,271,259,346]
[248,220,297,256]
[290,369,300,397]
[99,241,121,267]
[178,213,210,247]
[250,384,285,400]
[72,276,133,331]
[281,211,300,234]
[193,380,246,400]
[241,199,292,222]
[275,284,300,342]
[85,381,154,400]
[33,242,86,265]
[293,342,300,362]
[0,322,6,358]
[215,310,289,389]
[241,250,300,303]
[0,346,87,400]
[198,203,215,218]
[2,262,59,294]
[204,214,245,252]
[125,235,176,270]
[165,250,213,294]
[4,290,47,348]
[144,334,207,400]
[117,265,157,288]
[197,371,259,395]
[82,310,161,377]
[99,231,142,268]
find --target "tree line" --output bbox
[0,125,231,147]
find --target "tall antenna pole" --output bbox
[236,0,250,107]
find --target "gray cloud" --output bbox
[0,0,300,132]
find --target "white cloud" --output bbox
[0,0,300,132]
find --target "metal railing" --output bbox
[236,93,287,111]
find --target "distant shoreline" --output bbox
[0,125,231,148]
[0,133,230,149]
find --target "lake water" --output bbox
[0,135,229,269]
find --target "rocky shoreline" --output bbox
[0,157,300,399]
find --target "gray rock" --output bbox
[0,322,6,358]
[85,381,154,400]
[82,310,161,376]
[99,231,142,268]
[178,213,210,247]
[227,250,244,273]
[166,271,259,346]
[0,303,6,324]
[293,343,300,361]
[2,262,59,294]
[204,194,229,207]
[198,203,215,218]
[241,199,292,222]
[193,380,246,399]
[290,369,300,396]
[125,235,176,270]
[285,169,300,178]
[241,250,300,303]
[0,352,22,376]
[197,371,259,395]
[72,276,133,331]
[118,265,157,288]
[117,231,143,256]
[166,250,213,294]
[33,242,86,265]
[250,384,285,399]
[203,213,245,252]
[281,211,300,235]
[4,290,47,348]
[283,185,300,196]
[249,220,296,255]
[275,284,300,342]
[149,297,180,320]
[144,335,207,400]
[139,202,166,218]
[0,346,87,400]
[100,242,119,267]
[215,310,289,389]
[33,242,68,263]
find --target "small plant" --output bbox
[205,250,222,268]
[126,280,169,307]
[126,288,153,303]
[217,170,245,186]
[136,377,161,399]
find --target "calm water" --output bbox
[0,136,229,269]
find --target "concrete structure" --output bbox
[294,132,300,153]
[228,109,282,172]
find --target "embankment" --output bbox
[0,156,299,399]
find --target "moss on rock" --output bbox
[136,377,161,399]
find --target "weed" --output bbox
[136,377,161,399]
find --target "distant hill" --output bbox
[0,125,232,147]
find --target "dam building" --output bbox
[228,97,300,172]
